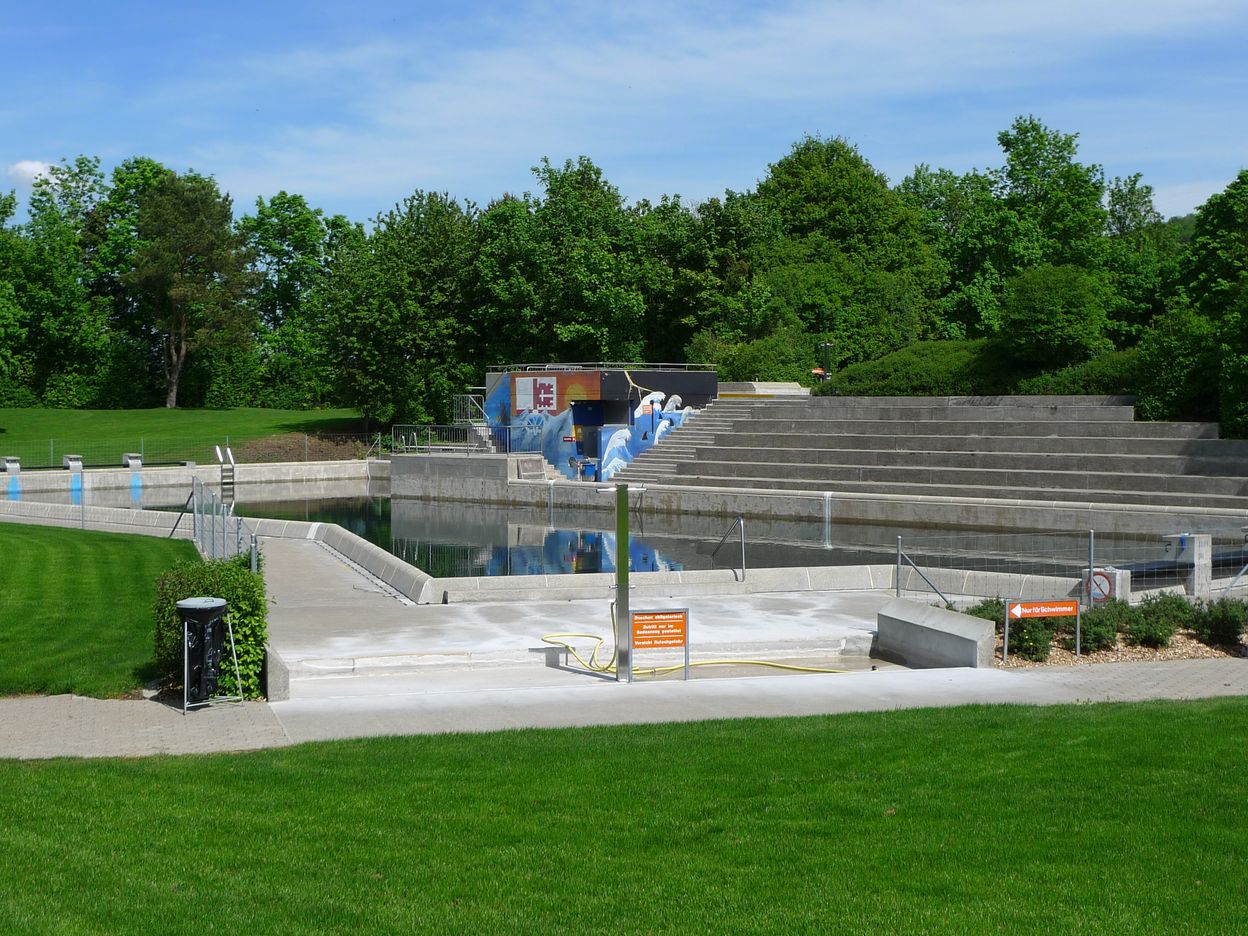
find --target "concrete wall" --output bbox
[4,458,383,498]
[390,453,1248,536]
[876,598,995,668]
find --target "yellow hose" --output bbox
[540,632,851,677]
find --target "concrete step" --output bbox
[704,403,1138,422]
[649,472,1248,510]
[732,433,1248,459]
[698,419,1220,441]
[669,460,1248,497]
[696,445,1248,477]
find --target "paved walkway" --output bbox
[4,657,1245,760]
[3,534,1247,761]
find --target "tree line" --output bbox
[1,116,1245,431]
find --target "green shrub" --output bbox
[1189,598,1248,647]
[962,597,1006,623]
[153,559,269,699]
[1061,601,1131,653]
[1126,593,1191,648]
[1013,348,1140,396]
[815,339,1014,397]
[1008,618,1057,662]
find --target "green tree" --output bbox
[530,157,648,361]
[997,264,1114,369]
[80,157,174,406]
[321,191,476,423]
[124,172,256,408]
[902,117,1115,339]
[19,157,112,406]
[754,136,943,368]
[238,192,342,407]
[470,193,546,367]
[1180,171,1248,434]
[1134,303,1218,422]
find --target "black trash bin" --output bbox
[176,597,228,705]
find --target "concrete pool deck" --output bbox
[4,531,1248,760]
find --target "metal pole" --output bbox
[616,483,632,683]
[896,535,903,597]
[1003,608,1010,663]
[250,534,258,573]
[1087,530,1095,608]
[740,517,746,582]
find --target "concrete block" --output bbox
[265,646,290,701]
[877,598,995,668]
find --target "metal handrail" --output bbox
[895,536,951,605]
[710,515,746,581]
[492,361,717,373]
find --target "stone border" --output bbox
[876,598,995,668]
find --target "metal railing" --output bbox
[453,394,487,425]
[191,477,257,570]
[494,361,716,372]
[709,515,747,581]
[0,433,382,469]
[391,424,539,455]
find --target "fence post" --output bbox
[1086,530,1095,608]
[896,535,902,597]
[250,534,258,573]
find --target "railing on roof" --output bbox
[491,362,717,372]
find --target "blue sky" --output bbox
[3,0,1246,223]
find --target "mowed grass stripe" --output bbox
[0,406,364,444]
[0,523,199,696]
[2,700,1246,933]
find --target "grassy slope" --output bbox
[0,407,363,443]
[0,406,366,467]
[0,523,199,696]
[2,699,1246,933]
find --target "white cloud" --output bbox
[6,160,51,186]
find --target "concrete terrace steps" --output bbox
[732,433,1245,458]
[690,445,1248,477]
[661,458,1248,495]
[610,394,1246,511]
[645,473,1248,510]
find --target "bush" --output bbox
[1189,598,1248,648]
[153,559,269,699]
[815,339,1014,397]
[1126,593,1191,648]
[963,597,1006,623]
[1061,600,1132,653]
[996,264,1114,370]
[1013,348,1140,396]
[1008,618,1057,662]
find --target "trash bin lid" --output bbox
[176,596,228,612]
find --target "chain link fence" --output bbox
[894,530,1248,606]
[391,425,539,455]
[0,433,382,470]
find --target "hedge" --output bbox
[153,556,269,699]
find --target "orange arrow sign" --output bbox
[1008,599,1079,619]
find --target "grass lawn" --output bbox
[0,406,364,467]
[2,699,1246,934]
[0,523,199,697]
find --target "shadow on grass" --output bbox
[276,415,370,435]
